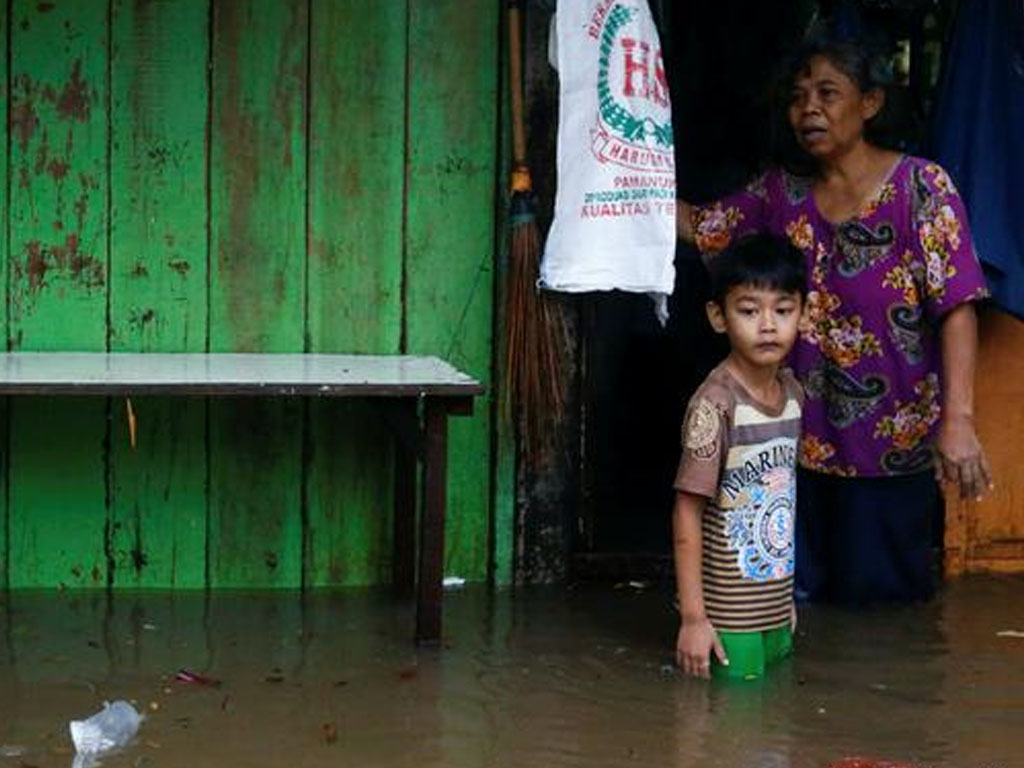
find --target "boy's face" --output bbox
[706,284,803,368]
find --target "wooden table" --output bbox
[0,352,485,644]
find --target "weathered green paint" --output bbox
[109,0,207,354]
[8,1,108,350]
[307,0,405,355]
[207,398,303,588]
[304,401,394,586]
[493,11,515,587]
[7,1,109,588]
[108,0,209,588]
[304,0,408,587]
[406,0,499,581]
[0,0,509,590]
[0,6,7,591]
[8,398,108,588]
[0,395,7,590]
[208,0,307,587]
[109,398,207,587]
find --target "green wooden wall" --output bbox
[0,0,504,589]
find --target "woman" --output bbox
[676,39,992,604]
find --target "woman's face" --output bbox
[787,55,883,161]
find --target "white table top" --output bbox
[0,353,484,397]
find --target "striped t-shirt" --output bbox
[674,363,803,633]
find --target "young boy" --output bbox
[673,233,807,681]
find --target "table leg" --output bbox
[392,400,417,597]
[416,397,448,645]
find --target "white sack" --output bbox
[541,0,676,321]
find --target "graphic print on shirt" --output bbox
[719,437,797,582]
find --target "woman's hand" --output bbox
[676,616,727,679]
[935,414,993,501]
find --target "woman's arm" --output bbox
[673,491,727,678]
[676,199,695,243]
[936,303,992,500]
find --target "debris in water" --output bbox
[69,700,143,759]
[442,576,466,589]
[126,398,137,450]
[398,667,418,681]
[322,722,338,745]
[613,580,651,591]
[996,629,1024,638]
[174,669,222,687]
[827,759,922,768]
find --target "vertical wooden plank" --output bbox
[492,2,516,586]
[208,0,307,587]
[307,0,404,355]
[406,0,500,581]
[0,6,7,590]
[108,0,209,588]
[0,398,6,590]
[946,310,1024,575]
[7,0,109,587]
[8,1,108,350]
[305,0,407,587]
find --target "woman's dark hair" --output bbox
[772,37,907,174]
[708,233,807,306]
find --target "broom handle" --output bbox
[508,0,529,171]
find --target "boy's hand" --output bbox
[676,617,728,679]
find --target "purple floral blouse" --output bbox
[693,155,989,477]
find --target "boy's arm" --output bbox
[673,491,728,679]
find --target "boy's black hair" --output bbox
[708,233,807,306]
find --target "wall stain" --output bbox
[24,234,106,293]
[10,76,40,151]
[55,59,91,122]
[25,241,49,292]
[48,157,70,181]
[168,259,189,277]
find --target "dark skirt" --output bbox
[795,468,943,604]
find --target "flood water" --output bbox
[1,576,1021,768]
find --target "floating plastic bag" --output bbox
[69,700,142,757]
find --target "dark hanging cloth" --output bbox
[931,0,1024,318]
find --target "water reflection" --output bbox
[0,578,1021,768]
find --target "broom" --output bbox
[504,0,566,465]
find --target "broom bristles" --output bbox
[504,196,567,467]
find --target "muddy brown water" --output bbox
[0,576,1021,768]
